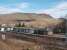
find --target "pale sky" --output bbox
[0,0,67,18]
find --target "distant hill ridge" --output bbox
[0,13,52,18]
[0,13,62,27]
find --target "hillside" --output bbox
[0,13,62,27]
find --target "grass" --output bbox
[0,38,42,50]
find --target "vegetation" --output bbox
[53,19,66,34]
[15,23,26,27]
[33,29,47,35]
[21,23,25,27]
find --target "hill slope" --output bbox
[0,13,62,27]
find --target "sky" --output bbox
[0,0,67,18]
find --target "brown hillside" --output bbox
[0,13,62,27]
